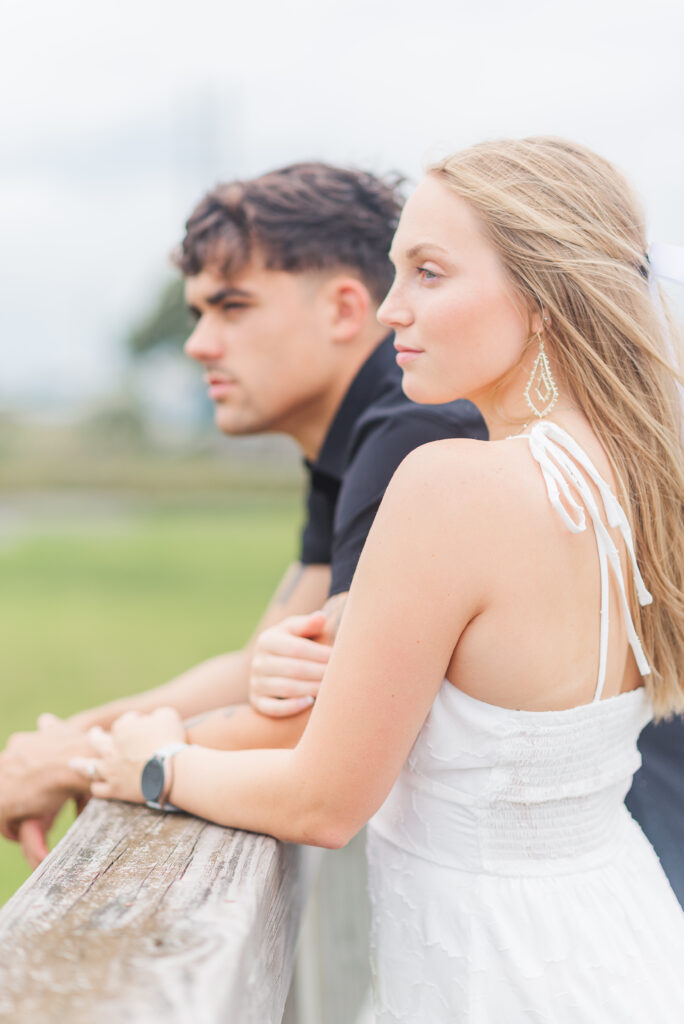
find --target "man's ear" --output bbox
[325,276,371,343]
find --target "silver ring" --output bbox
[86,762,100,780]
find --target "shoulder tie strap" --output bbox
[521,422,652,701]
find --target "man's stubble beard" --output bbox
[214,402,283,439]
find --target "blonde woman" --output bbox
[74,138,684,1021]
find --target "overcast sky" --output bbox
[2,0,683,411]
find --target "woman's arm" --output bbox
[87,442,487,848]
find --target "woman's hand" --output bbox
[249,611,332,717]
[69,708,186,804]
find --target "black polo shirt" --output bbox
[300,335,488,596]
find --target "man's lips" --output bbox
[204,373,238,399]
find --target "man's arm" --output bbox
[0,562,331,858]
[184,702,311,749]
[68,562,332,730]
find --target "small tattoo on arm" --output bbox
[184,706,238,728]
[184,710,213,728]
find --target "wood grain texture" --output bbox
[0,799,309,1024]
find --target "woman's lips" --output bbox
[395,349,423,366]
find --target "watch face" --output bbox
[141,757,165,803]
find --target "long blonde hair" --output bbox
[430,137,684,718]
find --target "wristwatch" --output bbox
[141,742,187,812]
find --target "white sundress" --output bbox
[366,421,684,1022]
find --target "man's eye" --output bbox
[418,267,438,281]
[222,303,248,312]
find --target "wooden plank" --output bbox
[0,799,309,1024]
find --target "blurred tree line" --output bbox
[127,277,189,356]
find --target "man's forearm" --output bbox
[68,650,252,732]
[185,703,312,750]
[1,562,331,843]
[66,565,335,733]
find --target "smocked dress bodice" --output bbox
[371,682,652,878]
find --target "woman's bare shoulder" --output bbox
[355,436,546,628]
[386,435,535,512]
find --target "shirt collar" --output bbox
[307,333,396,480]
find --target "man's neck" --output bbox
[286,324,390,462]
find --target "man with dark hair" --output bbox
[177,163,400,305]
[0,163,486,865]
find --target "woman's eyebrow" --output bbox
[404,243,449,260]
[389,242,449,263]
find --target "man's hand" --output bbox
[17,790,90,871]
[249,611,332,717]
[0,714,93,866]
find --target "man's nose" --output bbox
[184,322,224,363]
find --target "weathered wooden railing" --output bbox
[0,800,371,1023]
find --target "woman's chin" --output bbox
[400,374,459,406]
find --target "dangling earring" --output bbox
[524,320,558,419]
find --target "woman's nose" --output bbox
[377,286,413,329]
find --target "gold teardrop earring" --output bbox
[524,317,558,419]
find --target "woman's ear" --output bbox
[530,307,551,336]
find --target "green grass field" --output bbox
[0,493,301,906]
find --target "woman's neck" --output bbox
[472,361,580,441]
